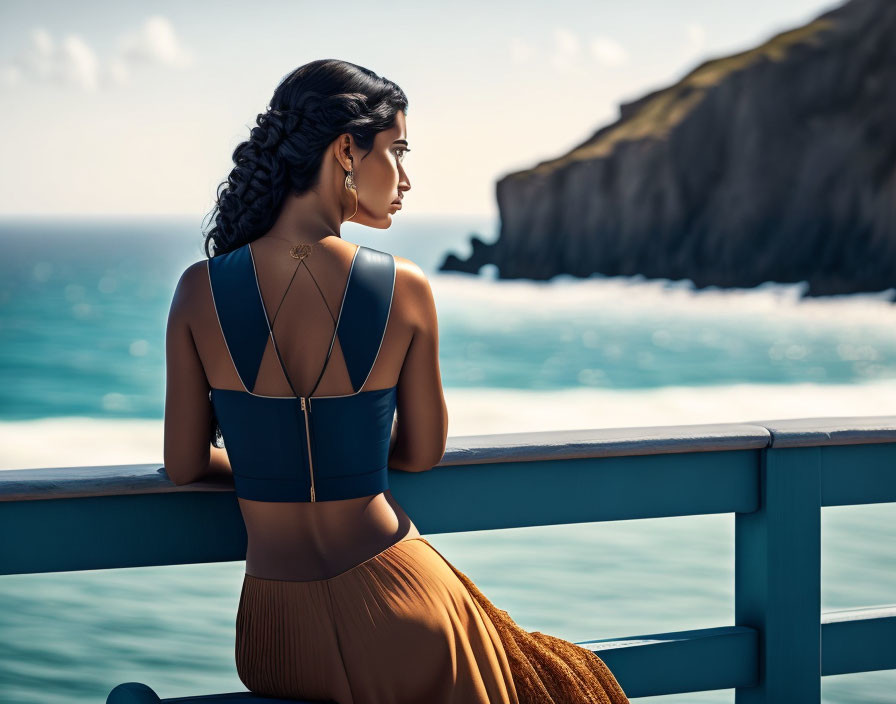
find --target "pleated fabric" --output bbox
[235,536,630,704]
[422,539,630,704]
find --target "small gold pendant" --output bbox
[290,244,313,261]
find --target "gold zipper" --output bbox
[301,396,316,502]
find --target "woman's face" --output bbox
[349,111,411,227]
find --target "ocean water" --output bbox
[1,215,894,703]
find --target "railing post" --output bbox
[735,446,821,703]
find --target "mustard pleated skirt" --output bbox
[235,536,630,704]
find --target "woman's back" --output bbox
[184,233,447,579]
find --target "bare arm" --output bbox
[388,263,448,472]
[163,263,233,486]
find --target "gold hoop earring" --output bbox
[345,168,359,221]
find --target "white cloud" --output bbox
[107,57,130,87]
[0,27,101,91]
[59,36,101,91]
[509,37,535,65]
[115,16,193,70]
[550,27,581,72]
[0,16,192,91]
[26,28,56,81]
[0,64,23,88]
[684,22,707,58]
[589,36,628,67]
[550,28,628,72]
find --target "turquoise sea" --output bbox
[1,215,894,703]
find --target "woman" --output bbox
[163,59,629,704]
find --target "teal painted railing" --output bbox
[2,415,895,703]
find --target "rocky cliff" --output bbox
[440,0,896,296]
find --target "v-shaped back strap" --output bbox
[208,242,396,396]
[336,246,397,393]
[207,244,269,393]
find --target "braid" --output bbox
[256,107,305,152]
[208,108,305,253]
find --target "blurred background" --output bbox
[1,0,894,702]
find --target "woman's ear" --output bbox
[335,134,354,172]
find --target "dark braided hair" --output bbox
[201,58,408,258]
[202,59,408,447]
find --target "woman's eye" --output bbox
[394,148,409,163]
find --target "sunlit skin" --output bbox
[163,108,450,580]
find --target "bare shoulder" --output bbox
[393,254,429,291]
[392,255,436,330]
[169,259,211,317]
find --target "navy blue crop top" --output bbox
[207,241,397,502]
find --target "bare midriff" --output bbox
[238,488,422,581]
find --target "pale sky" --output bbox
[0,0,841,218]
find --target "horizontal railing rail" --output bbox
[2,414,895,702]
